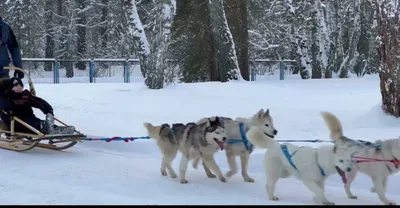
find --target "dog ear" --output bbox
[160,124,171,136]
[264,109,270,117]
[207,118,213,125]
[256,108,265,118]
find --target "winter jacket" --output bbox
[5,89,54,119]
[0,17,24,79]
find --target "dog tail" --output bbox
[320,111,344,140]
[246,126,276,149]
[143,122,163,140]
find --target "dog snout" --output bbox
[347,167,352,172]
[273,130,278,135]
[222,137,227,142]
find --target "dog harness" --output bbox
[239,123,254,153]
[350,142,400,174]
[226,123,254,153]
[356,139,381,149]
[281,144,326,176]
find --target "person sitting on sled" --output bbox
[2,77,75,135]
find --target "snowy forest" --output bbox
[0,1,397,88]
[1,0,400,116]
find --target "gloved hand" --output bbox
[14,70,24,79]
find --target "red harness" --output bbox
[352,156,400,169]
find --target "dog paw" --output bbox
[192,163,199,170]
[269,196,279,201]
[207,174,217,178]
[244,177,255,183]
[225,171,236,178]
[370,187,376,193]
[348,195,358,200]
[180,179,188,184]
[170,173,177,179]
[387,201,396,205]
[161,171,167,176]
[219,177,227,183]
[322,201,335,205]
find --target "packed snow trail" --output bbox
[0,75,399,205]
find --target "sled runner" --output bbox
[0,66,86,152]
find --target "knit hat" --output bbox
[8,77,23,90]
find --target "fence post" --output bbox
[279,61,286,80]
[54,59,60,84]
[89,59,95,83]
[250,61,256,81]
[124,59,130,83]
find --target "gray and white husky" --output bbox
[143,117,228,184]
[321,111,400,205]
[196,108,278,183]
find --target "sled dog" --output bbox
[321,111,400,205]
[195,108,278,183]
[245,121,354,205]
[143,116,227,184]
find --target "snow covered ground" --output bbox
[0,72,400,205]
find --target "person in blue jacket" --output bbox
[0,16,25,128]
[0,16,24,79]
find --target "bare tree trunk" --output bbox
[44,0,54,71]
[207,7,219,81]
[75,0,87,70]
[376,0,400,117]
[100,0,108,50]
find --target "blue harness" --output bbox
[226,123,254,153]
[281,144,326,176]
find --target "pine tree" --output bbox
[170,1,216,82]
[224,0,249,80]
[376,0,400,117]
[209,0,242,82]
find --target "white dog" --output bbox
[321,111,400,205]
[195,109,278,183]
[245,124,353,205]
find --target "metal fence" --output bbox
[249,59,298,81]
[21,58,140,84]
[19,58,297,83]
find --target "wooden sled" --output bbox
[0,66,86,152]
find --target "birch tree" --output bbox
[286,0,313,79]
[123,0,150,78]
[143,0,175,89]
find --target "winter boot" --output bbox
[52,125,76,135]
[42,113,75,135]
[43,113,55,134]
